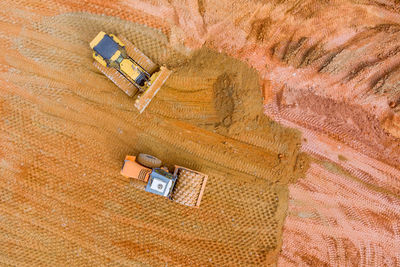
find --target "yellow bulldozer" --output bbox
[90,31,171,113]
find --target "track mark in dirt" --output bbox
[248,18,273,43]
[0,12,309,266]
[197,0,206,18]
[213,73,235,128]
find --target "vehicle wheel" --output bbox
[117,35,159,75]
[137,153,162,168]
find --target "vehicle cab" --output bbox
[121,154,176,198]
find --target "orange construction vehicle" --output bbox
[121,153,208,207]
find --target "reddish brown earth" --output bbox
[0,0,399,266]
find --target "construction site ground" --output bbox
[0,1,399,266]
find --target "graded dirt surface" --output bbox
[0,10,307,266]
[1,0,400,266]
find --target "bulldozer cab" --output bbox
[92,34,120,62]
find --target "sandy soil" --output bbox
[0,8,307,267]
[0,0,399,266]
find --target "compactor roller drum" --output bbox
[136,153,162,168]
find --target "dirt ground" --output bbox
[0,10,308,266]
[0,0,399,266]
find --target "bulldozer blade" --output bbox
[93,61,138,97]
[134,66,172,113]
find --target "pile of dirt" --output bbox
[159,47,309,182]
[0,10,308,266]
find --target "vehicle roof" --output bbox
[93,34,119,60]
